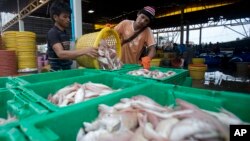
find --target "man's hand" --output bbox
[141,56,151,70]
[81,47,98,58]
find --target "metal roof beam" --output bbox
[2,0,50,31]
[153,18,250,33]
[156,0,239,18]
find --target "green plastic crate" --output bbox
[116,66,189,85]
[20,82,250,141]
[0,89,19,128]
[173,85,250,122]
[101,64,141,72]
[0,89,49,128]
[0,77,17,90]
[13,68,101,85]
[0,77,8,91]
[0,127,27,141]
[180,77,192,87]
[19,73,148,112]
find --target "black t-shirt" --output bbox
[47,26,72,71]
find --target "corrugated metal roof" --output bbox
[1,0,250,44]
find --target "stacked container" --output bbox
[16,31,37,72]
[2,31,17,51]
[188,57,207,79]
[0,34,3,49]
[0,50,18,76]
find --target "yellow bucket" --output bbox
[188,64,207,79]
[76,27,121,69]
[151,58,161,67]
[192,58,205,64]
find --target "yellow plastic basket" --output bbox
[76,27,121,69]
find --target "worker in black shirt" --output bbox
[47,0,98,71]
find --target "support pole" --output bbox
[70,0,82,41]
[70,0,82,69]
[17,0,24,31]
[199,26,202,45]
[180,7,184,44]
[186,24,189,44]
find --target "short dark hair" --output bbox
[49,0,72,22]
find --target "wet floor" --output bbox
[191,79,250,94]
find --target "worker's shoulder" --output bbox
[119,19,133,25]
[48,26,57,34]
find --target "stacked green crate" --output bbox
[12,68,101,85]
[19,72,149,112]
[19,82,250,141]
[115,66,189,85]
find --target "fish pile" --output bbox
[127,69,176,79]
[0,115,16,125]
[76,95,246,141]
[47,82,120,107]
[98,39,123,70]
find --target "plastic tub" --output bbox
[20,83,250,141]
[13,68,101,85]
[0,77,8,90]
[0,89,49,124]
[101,64,141,72]
[19,73,147,112]
[0,127,27,141]
[116,66,188,85]
[173,85,250,122]
[151,58,161,67]
[192,58,205,64]
[188,64,207,79]
[0,77,17,90]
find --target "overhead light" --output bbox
[39,0,46,3]
[88,10,94,14]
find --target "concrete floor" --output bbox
[191,79,250,94]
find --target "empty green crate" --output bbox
[13,68,101,85]
[20,83,250,141]
[19,73,148,112]
[116,66,189,85]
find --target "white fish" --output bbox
[203,109,244,125]
[74,86,85,103]
[169,118,217,141]
[155,118,179,138]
